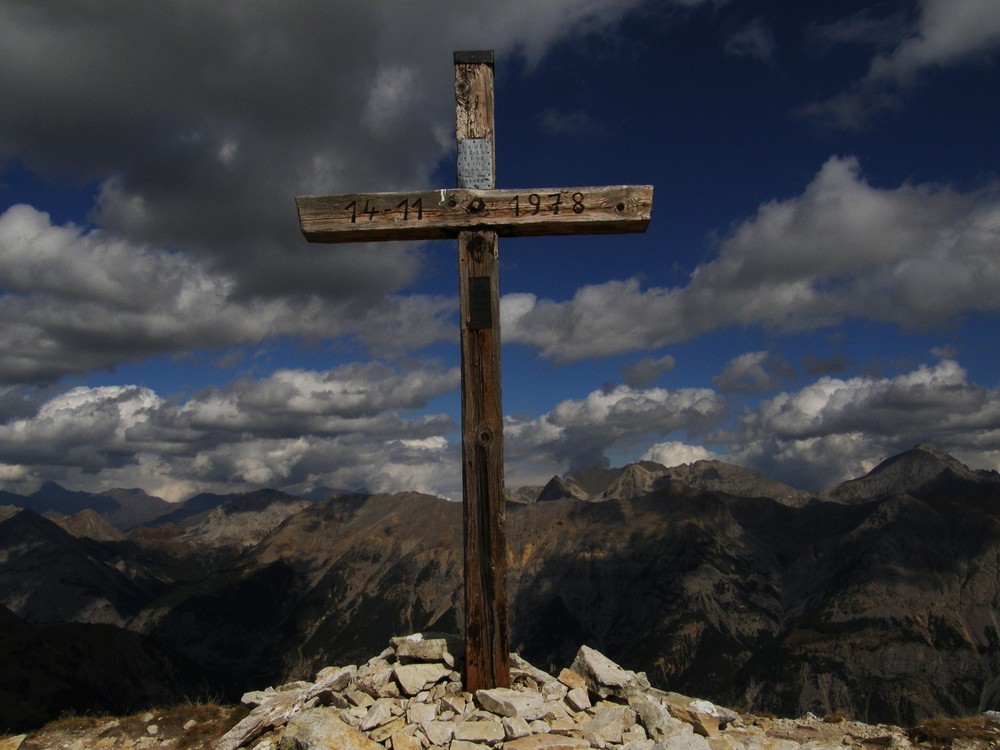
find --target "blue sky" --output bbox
[1,0,999,501]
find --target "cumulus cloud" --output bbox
[0,205,455,383]
[642,441,719,467]
[0,362,460,501]
[0,1,646,267]
[713,351,791,394]
[802,0,1000,128]
[505,384,725,473]
[731,359,1000,489]
[504,157,1000,361]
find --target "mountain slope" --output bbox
[821,443,991,503]
[178,490,310,550]
[55,509,127,543]
[129,472,1000,724]
[0,509,167,626]
[2,446,999,727]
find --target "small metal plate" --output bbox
[457,139,493,190]
[469,277,493,330]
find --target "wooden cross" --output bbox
[296,51,652,692]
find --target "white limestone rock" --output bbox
[476,687,548,721]
[570,645,650,699]
[424,720,457,746]
[279,708,383,750]
[393,663,451,696]
[454,718,505,743]
[628,694,690,742]
[565,687,591,712]
[407,700,438,725]
[503,716,533,740]
[391,632,460,668]
[578,704,637,746]
[503,735,591,750]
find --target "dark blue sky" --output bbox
[1,0,998,501]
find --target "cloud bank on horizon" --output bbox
[0,0,998,501]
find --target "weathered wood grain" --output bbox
[455,51,511,693]
[296,185,653,243]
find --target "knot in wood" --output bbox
[467,234,487,261]
[477,428,492,445]
[468,197,486,213]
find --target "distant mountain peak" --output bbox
[55,509,127,543]
[528,458,813,506]
[536,475,590,502]
[599,463,658,500]
[822,443,988,503]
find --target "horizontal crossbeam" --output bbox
[296,185,652,243]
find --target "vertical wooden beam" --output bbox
[454,50,510,692]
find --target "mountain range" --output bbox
[1,444,998,732]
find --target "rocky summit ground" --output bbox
[4,635,998,750]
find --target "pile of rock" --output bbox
[213,633,1000,749]
[214,634,751,750]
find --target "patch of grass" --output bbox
[908,716,1000,747]
[174,702,248,750]
[46,713,109,731]
[823,711,850,723]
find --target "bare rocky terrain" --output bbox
[4,635,998,750]
[1,445,999,735]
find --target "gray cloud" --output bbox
[712,351,791,394]
[0,204,455,383]
[621,355,677,388]
[0,362,460,500]
[503,157,1000,361]
[505,384,726,473]
[724,19,776,62]
[0,0,639,379]
[801,0,1000,128]
[730,359,1000,489]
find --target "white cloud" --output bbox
[803,0,1000,128]
[177,363,460,435]
[642,441,719,467]
[0,362,461,501]
[505,384,726,472]
[0,205,455,383]
[0,385,163,472]
[503,157,1000,362]
[868,0,1000,84]
[731,359,1000,489]
[0,0,653,347]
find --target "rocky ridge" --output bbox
[3,445,1000,731]
[527,461,812,508]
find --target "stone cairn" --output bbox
[215,634,753,750]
